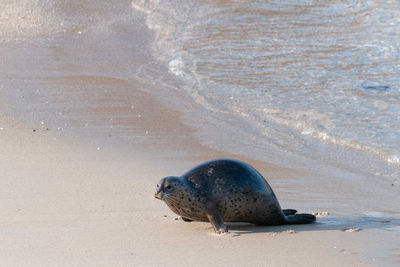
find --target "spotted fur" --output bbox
[155,159,315,234]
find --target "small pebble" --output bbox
[343,228,361,232]
[97,147,101,151]
[33,129,36,132]
[312,211,329,217]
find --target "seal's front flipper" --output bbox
[207,213,227,234]
[283,209,297,216]
[285,213,316,224]
[181,217,193,222]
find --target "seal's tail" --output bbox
[284,213,316,224]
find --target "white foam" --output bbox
[131,2,151,15]
[387,155,400,166]
[131,0,177,63]
[168,58,185,77]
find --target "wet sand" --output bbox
[1,78,399,266]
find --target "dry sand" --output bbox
[1,86,398,266]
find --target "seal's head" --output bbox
[154,176,187,201]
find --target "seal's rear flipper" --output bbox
[285,213,316,224]
[282,209,297,215]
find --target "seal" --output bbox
[155,159,316,234]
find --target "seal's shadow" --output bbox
[225,216,400,236]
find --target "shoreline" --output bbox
[132,0,400,178]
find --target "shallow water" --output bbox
[131,0,400,179]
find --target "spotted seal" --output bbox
[155,159,315,234]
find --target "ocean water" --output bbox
[0,0,399,180]
[131,0,400,178]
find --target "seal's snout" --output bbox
[154,190,163,200]
[154,180,164,200]
[155,176,180,200]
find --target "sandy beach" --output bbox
[1,1,399,266]
[0,102,365,266]
[0,83,399,266]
